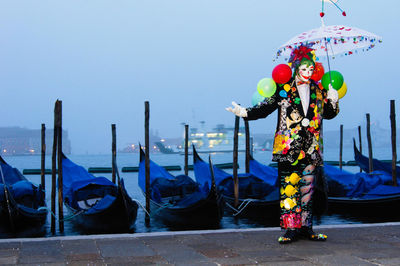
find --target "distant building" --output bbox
[0,127,71,155]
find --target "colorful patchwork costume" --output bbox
[246,77,338,242]
[226,45,339,243]
[246,75,339,242]
[243,46,339,243]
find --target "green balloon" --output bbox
[257,78,276,97]
[321,71,344,90]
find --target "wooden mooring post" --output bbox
[112,124,116,184]
[233,116,239,208]
[358,125,362,172]
[56,100,64,233]
[366,113,373,173]
[184,124,189,176]
[390,100,397,186]
[41,124,46,190]
[51,102,58,235]
[339,124,343,170]
[144,101,150,223]
[244,119,250,173]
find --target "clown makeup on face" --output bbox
[297,63,315,83]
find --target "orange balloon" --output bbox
[311,62,325,82]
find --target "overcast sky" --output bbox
[0,0,398,154]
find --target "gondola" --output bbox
[193,146,280,217]
[0,156,47,233]
[62,154,138,233]
[324,163,400,213]
[353,139,400,177]
[138,147,224,228]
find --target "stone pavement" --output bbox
[0,222,400,265]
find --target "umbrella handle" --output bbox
[323,37,332,87]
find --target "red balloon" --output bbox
[311,62,325,82]
[272,64,292,84]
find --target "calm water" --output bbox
[1,146,399,238]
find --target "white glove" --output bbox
[327,84,339,106]
[225,101,248,117]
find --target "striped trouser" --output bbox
[278,160,315,229]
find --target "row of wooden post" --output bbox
[337,99,397,186]
[43,101,121,234]
[143,102,216,221]
[41,99,397,228]
[142,102,251,218]
[139,98,258,222]
[49,100,64,234]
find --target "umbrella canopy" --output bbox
[276,25,382,60]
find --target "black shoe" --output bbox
[298,226,327,241]
[278,229,298,244]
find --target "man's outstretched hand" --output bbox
[225,101,248,117]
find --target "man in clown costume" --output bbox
[226,45,339,244]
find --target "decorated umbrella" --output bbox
[276,24,382,61]
[247,2,383,106]
[276,0,382,61]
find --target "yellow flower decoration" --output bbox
[288,173,301,185]
[284,185,298,197]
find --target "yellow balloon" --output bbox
[338,82,347,99]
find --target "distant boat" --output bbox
[155,141,246,155]
[0,156,47,233]
[156,125,250,154]
[154,142,180,154]
[62,154,138,233]
[138,147,224,228]
[192,146,280,218]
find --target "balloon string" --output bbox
[329,41,335,58]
